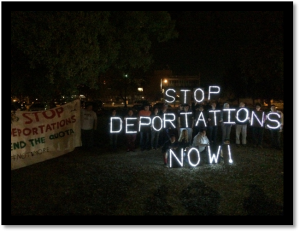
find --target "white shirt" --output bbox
[192,133,209,152]
[81,108,97,130]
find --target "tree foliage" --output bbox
[239,12,284,103]
[222,11,284,104]
[11,11,178,101]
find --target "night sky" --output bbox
[150,9,286,85]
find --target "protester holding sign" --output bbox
[266,105,284,150]
[81,102,97,151]
[138,104,152,151]
[207,101,220,145]
[150,107,161,150]
[177,103,194,145]
[193,104,208,138]
[235,102,250,147]
[159,103,172,147]
[220,103,234,145]
[109,109,120,152]
[124,109,138,152]
[250,103,265,148]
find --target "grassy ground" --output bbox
[11,111,284,216]
[9,113,290,225]
[10,145,287,220]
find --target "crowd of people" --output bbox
[80,101,284,167]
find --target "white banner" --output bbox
[11,99,81,170]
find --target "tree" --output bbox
[222,59,247,104]
[239,11,284,106]
[11,11,178,101]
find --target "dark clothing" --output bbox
[159,110,172,147]
[139,110,151,150]
[207,108,220,144]
[109,114,121,151]
[126,134,137,151]
[178,110,194,128]
[124,114,138,151]
[110,133,118,150]
[269,129,281,149]
[250,110,265,128]
[151,112,161,149]
[162,139,178,153]
[252,127,264,146]
[178,140,190,151]
[207,109,220,144]
[207,125,218,145]
[178,139,190,163]
[81,129,94,150]
[162,139,179,166]
[265,110,282,149]
[140,131,150,150]
[250,110,265,146]
[220,108,235,144]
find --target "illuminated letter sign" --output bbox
[110,117,122,133]
[163,113,176,128]
[208,110,221,126]
[208,86,220,100]
[236,108,249,123]
[266,112,281,129]
[223,108,236,124]
[168,145,232,168]
[125,117,137,134]
[193,88,205,103]
[250,111,265,127]
[139,116,151,132]
[195,111,207,127]
[180,89,191,104]
[152,116,163,131]
[165,88,176,103]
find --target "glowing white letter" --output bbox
[110,117,122,133]
[208,86,220,100]
[165,89,176,103]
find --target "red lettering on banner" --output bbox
[32,127,38,135]
[22,107,64,124]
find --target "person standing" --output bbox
[124,109,138,152]
[159,103,172,147]
[80,102,97,151]
[235,102,250,147]
[250,103,265,148]
[151,107,161,150]
[177,103,194,145]
[220,103,234,145]
[109,109,120,152]
[266,105,284,150]
[207,101,220,145]
[138,104,152,151]
[193,104,208,138]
